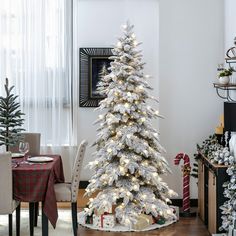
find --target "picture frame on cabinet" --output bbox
[79,47,113,107]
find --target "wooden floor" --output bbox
[22,190,211,236]
[75,190,210,236]
[77,217,210,236]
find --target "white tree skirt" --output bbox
[78,211,177,232]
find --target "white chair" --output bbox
[9,132,41,156]
[54,140,88,236]
[9,133,41,234]
[0,152,21,236]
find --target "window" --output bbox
[0,0,76,146]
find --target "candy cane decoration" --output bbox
[174,153,191,213]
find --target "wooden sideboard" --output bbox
[198,152,229,234]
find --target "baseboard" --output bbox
[79,181,89,189]
[171,199,198,207]
[79,181,198,207]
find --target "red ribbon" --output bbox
[100,212,109,228]
[101,215,104,228]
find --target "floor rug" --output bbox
[0,209,73,236]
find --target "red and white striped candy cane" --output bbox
[174,153,191,213]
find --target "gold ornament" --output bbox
[182,165,191,176]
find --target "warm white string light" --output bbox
[85,22,177,228]
[117,41,122,48]
[141,117,146,122]
[107,148,112,153]
[124,103,130,108]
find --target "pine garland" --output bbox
[220,162,236,231]
[191,134,222,178]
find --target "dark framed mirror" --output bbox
[79,48,113,107]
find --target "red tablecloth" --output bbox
[12,155,65,228]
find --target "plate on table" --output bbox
[27,156,53,163]
[11,153,24,158]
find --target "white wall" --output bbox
[159,0,224,198]
[77,0,225,198]
[224,0,236,91]
[225,0,236,51]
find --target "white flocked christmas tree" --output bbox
[85,22,177,227]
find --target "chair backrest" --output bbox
[10,133,41,156]
[0,152,14,214]
[71,140,88,203]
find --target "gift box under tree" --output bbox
[170,206,179,220]
[93,213,116,228]
[131,214,154,231]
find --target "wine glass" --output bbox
[19,142,30,156]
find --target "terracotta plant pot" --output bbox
[219,76,230,85]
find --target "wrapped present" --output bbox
[131,214,153,231]
[228,225,236,236]
[85,214,93,224]
[93,213,116,228]
[153,215,166,225]
[80,214,93,224]
[94,205,115,216]
[81,210,94,224]
[170,205,179,220]
[157,217,166,225]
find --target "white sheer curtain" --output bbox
[0,0,77,147]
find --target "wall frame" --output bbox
[79,47,113,107]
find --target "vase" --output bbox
[219,76,230,85]
[230,74,236,84]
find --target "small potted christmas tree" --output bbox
[0,78,25,151]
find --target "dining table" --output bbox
[12,155,65,236]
